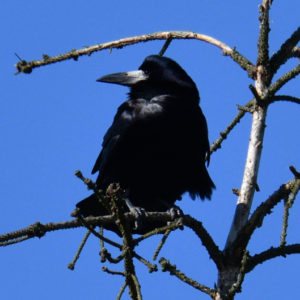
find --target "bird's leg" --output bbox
[158,198,184,220]
[123,191,147,230]
[168,205,184,220]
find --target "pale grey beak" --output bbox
[96,70,148,87]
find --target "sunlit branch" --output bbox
[15,31,255,78]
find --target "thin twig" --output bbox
[280,167,300,246]
[159,257,216,297]
[183,215,224,270]
[0,236,32,247]
[280,199,289,247]
[100,248,124,263]
[209,99,255,155]
[68,229,92,270]
[133,220,182,245]
[133,252,157,273]
[153,230,171,260]
[116,282,127,300]
[269,64,300,96]
[78,216,123,249]
[74,170,112,213]
[158,38,173,56]
[232,175,300,252]
[102,266,125,276]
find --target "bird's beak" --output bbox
[96,70,148,87]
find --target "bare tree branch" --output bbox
[209,99,254,155]
[158,37,173,56]
[257,0,273,66]
[245,244,300,273]
[269,26,300,78]
[106,184,142,300]
[0,213,171,246]
[183,215,224,270]
[224,0,274,250]
[14,31,255,78]
[153,230,171,261]
[102,266,125,276]
[280,199,290,247]
[117,282,127,300]
[77,215,123,249]
[68,229,92,270]
[225,0,274,253]
[230,167,300,255]
[225,104,268,248]
[159,257,216,297]
[269,95,300,105]
[133,220,182,245]
[269,63,300,95]
[228,251,249,297]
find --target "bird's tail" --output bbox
[189,167,216,200]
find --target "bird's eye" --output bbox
[143,69,150,75]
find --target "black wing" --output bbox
[91,97,165,177]
[92,100,134,175]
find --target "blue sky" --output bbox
[1,1,299,299]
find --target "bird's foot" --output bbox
[129,206,148,230]
[168,206,184,230]
[124,198,148,230]
[168,205,183,220]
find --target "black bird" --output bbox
[76,55,215,223]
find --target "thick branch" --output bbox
[225,104,268,248]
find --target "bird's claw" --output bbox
[168,206,183,220]
[129,206,148,230]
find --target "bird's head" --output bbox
[97,55,200,102]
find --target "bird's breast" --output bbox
[134,97,164,117]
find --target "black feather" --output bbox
[76,55,215,219]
